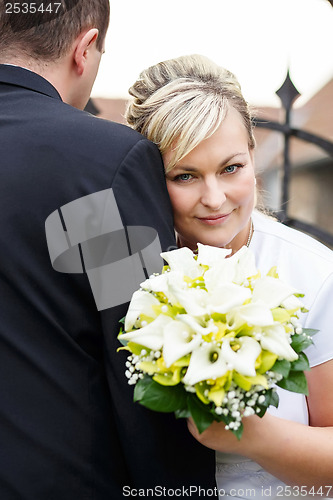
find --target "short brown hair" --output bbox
[0,0,109,61]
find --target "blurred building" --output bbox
[254,78,333,243]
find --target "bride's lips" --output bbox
[197,212,232,225]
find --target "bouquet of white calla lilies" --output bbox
[118,244,316,438]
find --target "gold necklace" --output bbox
[246,218,254,247]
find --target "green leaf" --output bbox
[232,423,244,440]
[290,352,310,372]
[272,359,291,377]
[255,405,269,418]
[259,388,279,411]
[133,375,152,402]
[302,328,319,337]
[255,388,279,418]
[291,333,313,353]
[277,370,308,395]
[174,407,191,419]
[187,394,215,434]
[118,337,127,347]
[134,376,187,413]
[269,389,280,408]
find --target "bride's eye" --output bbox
[174,173,194,182]
[224,164,241,174]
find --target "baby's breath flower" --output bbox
[244,407,255,417]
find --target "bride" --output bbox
[125,54,333,499]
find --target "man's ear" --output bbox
[73,28,99,76]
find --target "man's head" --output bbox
[0,0,109,62]
[0,0,110,109]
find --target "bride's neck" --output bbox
[176,219,253,255]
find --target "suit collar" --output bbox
[0,64,62,100]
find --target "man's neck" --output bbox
[2,56,74,105]
[1,62,34,72]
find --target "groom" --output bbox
[0,1,217,499]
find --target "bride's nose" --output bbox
[200,179,226,210]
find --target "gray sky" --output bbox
[92,0,333,107]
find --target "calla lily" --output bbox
[167,283,208,316]
[160,247,202,279]
[221,337,261,376]
[119,315,172,351]
[140,272,170,294]
[163,321,202,368]
[169,277,251,317]
[200,247,251,287]
[229,303,275,327]
[206,282,252,314]
[227,246,258,284]
[196,243,231,267]
[281,294,304,311]
[204,259,239,286]
[182,344,228,386]
[124,290,160,331]
[260,324,298,361]
[252,276,298,309]
[140,270,185,306]
[177,315,217,336]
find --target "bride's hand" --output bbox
[187,414,265,456]
[187,417,240,454]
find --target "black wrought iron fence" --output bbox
[254,70,333,247]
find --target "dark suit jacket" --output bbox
[0,65,217,499]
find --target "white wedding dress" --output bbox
[215,211,333,499]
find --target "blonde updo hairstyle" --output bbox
[126,54,255,172]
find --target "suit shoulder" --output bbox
[46,101,158,162]
[59,103,145,145]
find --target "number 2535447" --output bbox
[276,485,332,497]
[5,3,62,14]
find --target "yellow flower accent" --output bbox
[153,367,183,386]
[233,372,268,391]
[127,342,150,356]
[256,350,278,374]
[267,266,279,279]
[208,387,226,407]
[195,383,210,405]
[139,361,159,376]
[214,322,228,341]
[272,307,291,323]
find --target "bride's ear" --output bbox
[73,28,99,76]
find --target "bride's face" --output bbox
[164,107,256,252]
